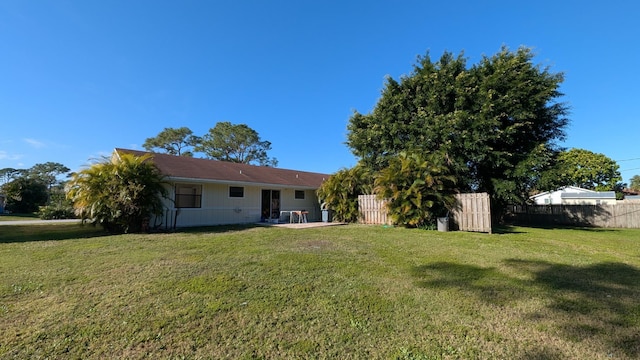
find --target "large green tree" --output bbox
[347,47,569,212]
[2,177,48,213]
[544,148,622,191]
[195,122,278,166]
[28,162,70,190]
[630,175,640,191]
[143,127,197,156]
[66,153,167,233]
[0,168,27,186]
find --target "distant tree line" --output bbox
[0,162,73,217]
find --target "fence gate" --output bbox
[358,195,390,225]
[451,193,492,233]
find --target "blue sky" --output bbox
[1,1,639,183]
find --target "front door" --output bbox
[261,190,281,220]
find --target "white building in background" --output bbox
[530,186,617,205]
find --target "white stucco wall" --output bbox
[531,187,598,205]
[562,198,617,205]
[153,181,321,228]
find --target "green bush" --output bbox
[66,153,167,233]
[38,204,75,220]
[375,151,457,228]
[38,190,76,220]
[316,164,373,223]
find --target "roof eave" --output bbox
[164,176,320,190]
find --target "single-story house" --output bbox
[530,186,616,205]
[114,148,331,228]
[622,195,640,202]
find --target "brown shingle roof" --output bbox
[115,148,330,189]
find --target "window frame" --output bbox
[174,184,202,208]
[229,186,245,198]
[294,190,305,200]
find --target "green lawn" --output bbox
[0,213,40,221]
[1,224,639,359]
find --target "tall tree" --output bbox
[0,168,27,186]
[547,148,622,191]
[143,127,197,156]
[66,153,167,233]
[347,47,569,213]
[630,175,640,191]
[2,177,48,213]
[195,122,278,166]
[28,162,70,190]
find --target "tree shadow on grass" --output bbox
[412,260,640,358]
[493,224,622,235]
[499,223,622,233]
[492,225,527,234]
[411,262,529,306]
[170,223,264,234]
[0,224,108,244]
[0,223,269,244]
[506,259,640,357]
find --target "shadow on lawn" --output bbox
[495,224,622,234]
[412,261,640,358]
[0,224,108,244]
[0,223,265,244]
[169,223,264,234]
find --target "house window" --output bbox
[544,198,550,204]
[295,190,305,200]
[229,186,244,198]
[175,184,202,208]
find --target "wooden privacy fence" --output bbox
[358,193,492,233]
[511,203,640,228]
[358,195,390,225]
[450,193,492,233]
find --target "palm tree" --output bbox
[316,164,373,223]
[374,151,457,228]
[66,153,167,233]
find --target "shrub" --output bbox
[66,153,167,233]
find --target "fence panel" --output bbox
[451,193,492,233]
[358,195,390,225]
[510,204,640,228]
[357,193,492,233]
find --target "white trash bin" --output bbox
[437,217,449,232]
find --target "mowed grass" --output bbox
[1,224,639,359]
[0,213,40,222]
